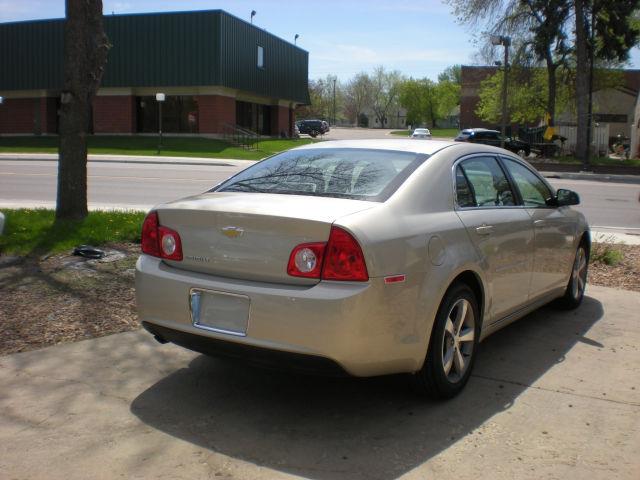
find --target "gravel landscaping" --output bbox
[1,241,638,356]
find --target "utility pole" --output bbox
[584,6,596,170]
[491,35,511,149]
[332,77,337,126]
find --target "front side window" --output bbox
[503,158,552,207]
[214,148,426,202]
[257,45,264,68]
[458,156,515,207]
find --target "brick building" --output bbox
[0,10,309,136]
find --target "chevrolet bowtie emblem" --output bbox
[221,226,244,238]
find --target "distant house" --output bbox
[0,10,310,137]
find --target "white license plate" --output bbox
[190,289,250,336]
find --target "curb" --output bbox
[540,170,640,185]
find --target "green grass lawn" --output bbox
[0,208,146,255]
[390,128,459,138]
[0,135,316,161]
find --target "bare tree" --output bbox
[56,0,110,220]
[370,66,403,128]
[344,73,372,125]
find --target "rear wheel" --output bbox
[556,244,588,309]
[412,283,480,399]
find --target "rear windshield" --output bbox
[213,148,427,202]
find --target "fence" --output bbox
[554,124,610,156]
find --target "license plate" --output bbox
[190,289,250,336]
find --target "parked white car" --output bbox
[411,128,432,139]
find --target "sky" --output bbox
[1,0,640,82]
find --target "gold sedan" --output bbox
[136,139,589,399]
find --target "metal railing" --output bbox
[221,123,260,150]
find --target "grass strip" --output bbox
[0,136,316,161]
[0,208,146,256]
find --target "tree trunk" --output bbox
[574,0,590,166]
[56,0,109,220]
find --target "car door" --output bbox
[500,156,576,297]
[454,155,535,322]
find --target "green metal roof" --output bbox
[0,10,310,104]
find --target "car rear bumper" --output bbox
[135,255,424,376]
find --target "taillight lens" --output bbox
[158,226,183,261]
[287,242,325,278]
[141,211,160,257]
[141,211,183,261]
[287,226,368,282]
[323,226,368,281]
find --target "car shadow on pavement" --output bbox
[130,296,604,480]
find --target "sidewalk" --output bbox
[1,285,638,480]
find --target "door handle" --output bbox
[475,225,494,236]
[534,219,547,227]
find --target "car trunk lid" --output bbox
[155,192,376,285]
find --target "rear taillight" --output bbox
[141,211,160,257]
[287,242,325,278]
[141,211,183,261]
[322,226,368,281]
[286,226,368,282]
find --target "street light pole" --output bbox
[332,77,337,126]
[491,35,511,149]
[156,93,165,155]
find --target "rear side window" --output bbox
[458,156,515,207]
[214,148,427,202]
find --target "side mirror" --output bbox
[556,188,580,206]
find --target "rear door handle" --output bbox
[475,225,494,236]
[534,219,547,227]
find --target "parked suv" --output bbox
[296,119,329,137]
[455,128,531,157]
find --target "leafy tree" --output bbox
[438,64,462,85]
[399,78,436,127]
[57,0,109,220]
[476,67,570,124]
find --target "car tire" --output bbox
[556,243,588,310]
[411,283,480,399]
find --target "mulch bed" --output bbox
[0,243,139,356]
[0,242,638,356]
[588,243,640,292]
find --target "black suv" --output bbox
[454,128,531,156]
[296,119,329,137]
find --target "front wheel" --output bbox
[556,244,588,309]
[412,283,480,399]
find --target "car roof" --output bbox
[463,128,500,133]
[292,139,460,155]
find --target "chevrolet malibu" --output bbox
[136,139,589,398]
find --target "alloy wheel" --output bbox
[441,298,475,382]
[571,247,588,300]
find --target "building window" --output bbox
[257,45,264,68]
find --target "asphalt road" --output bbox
[0,158,639,232]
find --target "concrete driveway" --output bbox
[1,285,639,480]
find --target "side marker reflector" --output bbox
[384,274,406,284]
